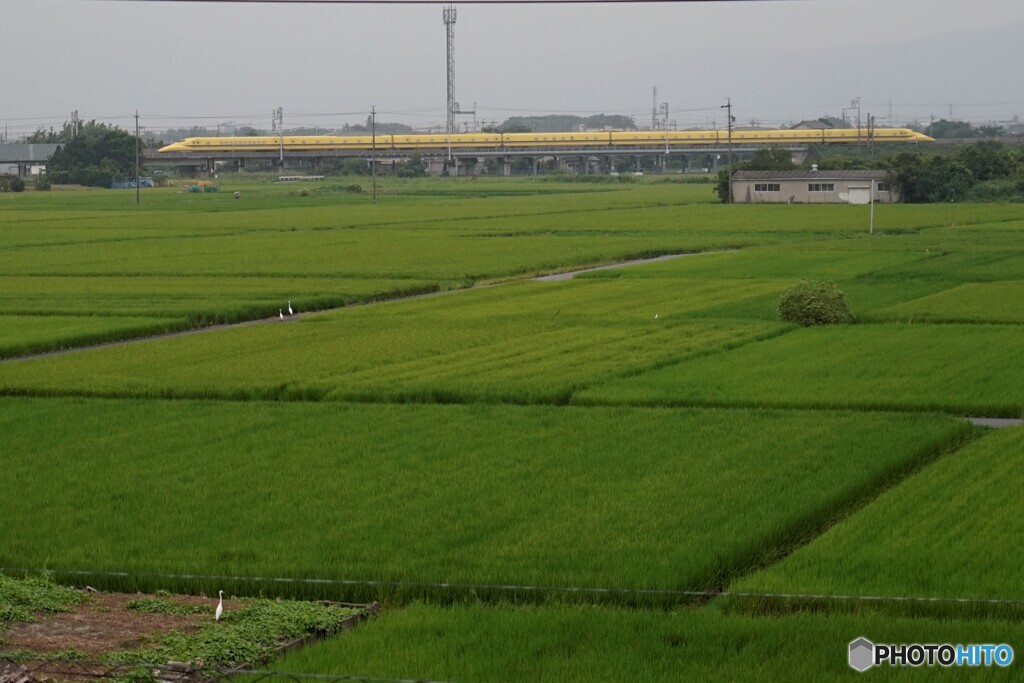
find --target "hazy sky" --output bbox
[2,0,1023,136]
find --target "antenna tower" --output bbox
[444,4,457,140]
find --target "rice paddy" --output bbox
[0,398,968,603]
[270,603,1024,682]
[2,177,1023,679]
[733,423,1024,606]
[0,278,789,402]
[577,323,1024,416]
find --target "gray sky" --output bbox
[2,0,1023,136]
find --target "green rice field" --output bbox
[271,603,1024,682]
[577,323,1024,416]
[0,278,789,402]
[734,423,1024,606]
[0,398,967,601]
[2,177,1024,679]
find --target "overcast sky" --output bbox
[2,0,1022,136]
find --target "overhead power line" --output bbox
[102,0,814,4]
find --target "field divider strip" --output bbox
[4,567,1023,608]
[1,384,1018,431]
[572,393,1024,419]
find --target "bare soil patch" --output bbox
[1,591,226,659]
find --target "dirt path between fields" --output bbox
[2,251,708,363]
[967,417,1023,429]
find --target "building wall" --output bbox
[734,179,898,204]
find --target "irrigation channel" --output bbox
[4,252,699,363]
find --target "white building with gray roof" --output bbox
[731,168,897,204]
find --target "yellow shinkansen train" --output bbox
[159,128,932,154]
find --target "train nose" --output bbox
[158,142,187,152]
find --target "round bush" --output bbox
[778,280,854,326]
[0,173,25,192]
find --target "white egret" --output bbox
[288,301,294,316]
[215,590,224,621]
[279,309,284,320]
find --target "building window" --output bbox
[809,183,835,192]
[754,183,780,192]
[876,182,890,192]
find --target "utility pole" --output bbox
[851,96,861,146]
[134,110,140,206]
[870,178,876,234]
[652,86,658,130]
[273,107,284,173]
[867,113,875,159]
[444,3,456,162]
[720,98,734,203]
[371,106,377,205]
[71,110,80,138]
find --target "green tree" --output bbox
[714,168,732,203]
[925,119,978,139]
[956,142,1015,182]
[26,128,60,143]
[715,145,795,202]
[815,156,872,171]
[47,121,141,187]
[0,173,26,192]
[887,152,975,203]
[921,158,974,202]
[886,151,926,201]
[746,146,796,171]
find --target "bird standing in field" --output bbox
[215,590,224,621]
[279,309,284,321]
[288,300,294,316]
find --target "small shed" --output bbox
[732,169,897,204]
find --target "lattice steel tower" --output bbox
[444,4,457,138]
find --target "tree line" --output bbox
[716,143,1024,203]
[29,121,140,188]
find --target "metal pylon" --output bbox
[444,4,457,141]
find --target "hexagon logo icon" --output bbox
[849,637,875,672]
